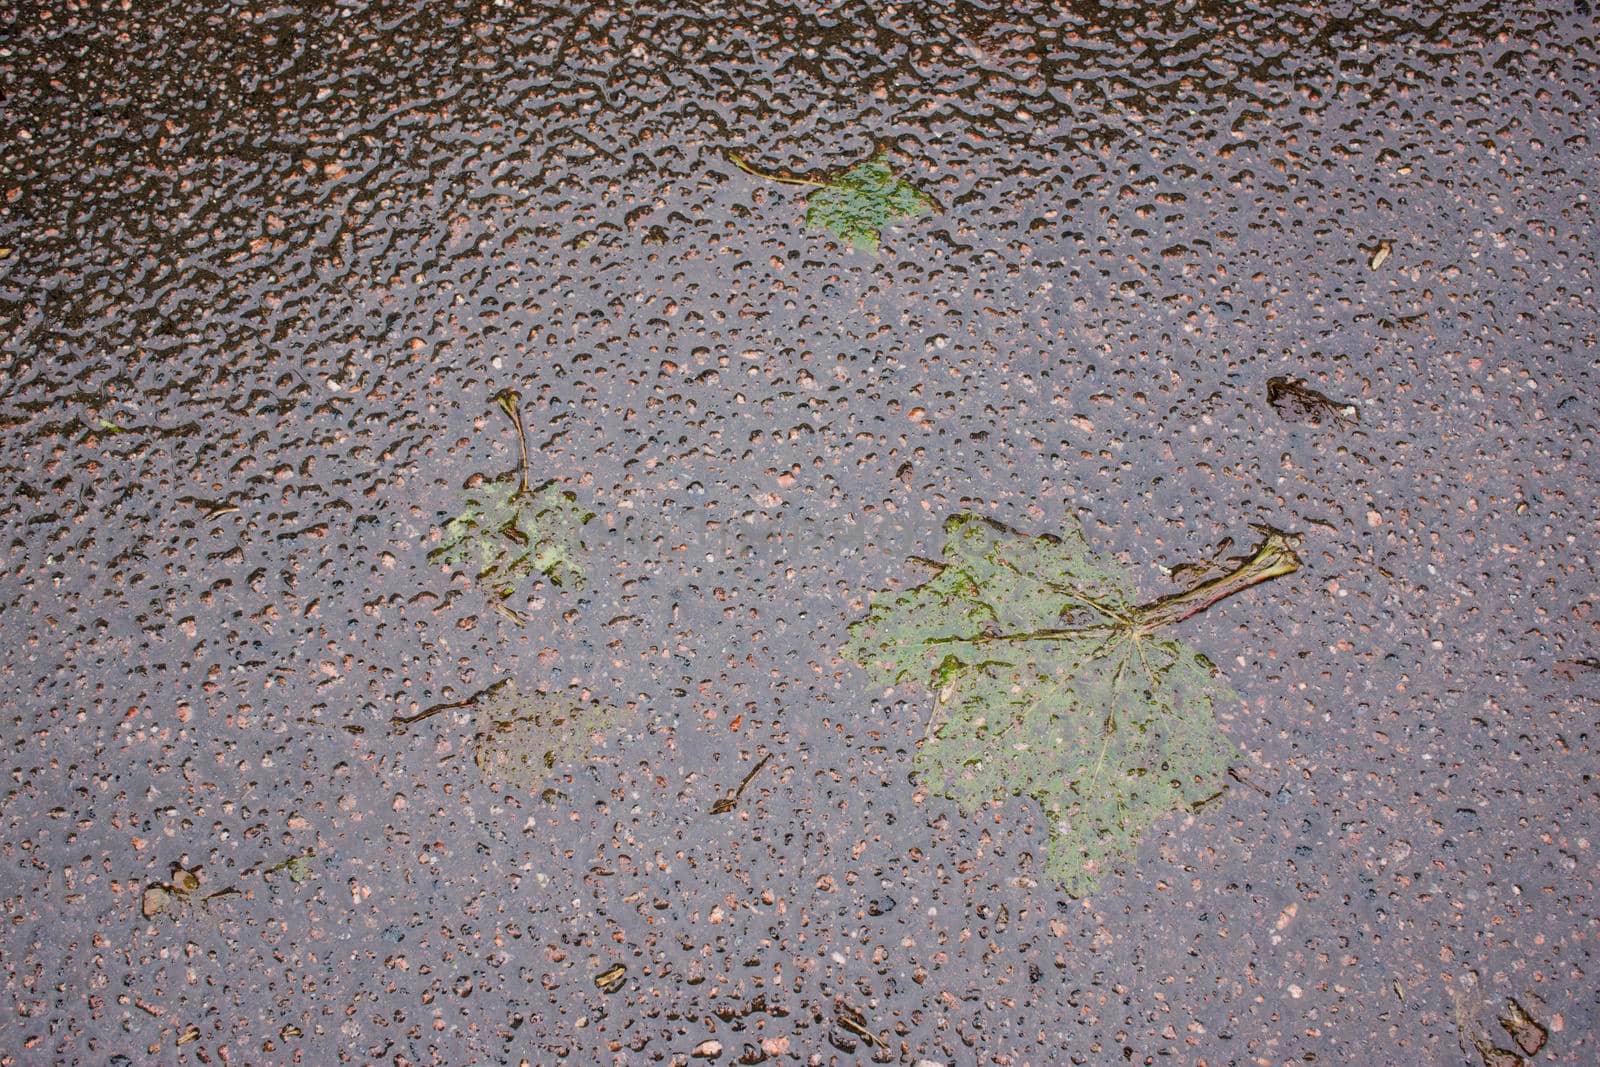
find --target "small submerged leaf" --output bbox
[844,513,1300,896]
[265,850,316,884]
[473,682,624,793]
[431,477,595,600]
[432,390,595,614]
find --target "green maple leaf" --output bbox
[802,154,935,253]
[431,477,594,601]
[730,150,937,254]
[472,682,623,795]
[844,513,1301,897]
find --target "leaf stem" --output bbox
[494,389,533,494]
[1131,528,1302,635]
[926,527,1300,650]
[928,623,1119,646]
[726,150,826,189]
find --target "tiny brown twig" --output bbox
[391,680,511,731]
[1229,767,1273,797]
[710,752,773,814]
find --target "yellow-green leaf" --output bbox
[844,513,1299,897]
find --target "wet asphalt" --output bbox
[1,1,1597,1064]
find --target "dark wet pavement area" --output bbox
[2,1,1597,1063]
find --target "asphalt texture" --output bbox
[1,2,1597,1065]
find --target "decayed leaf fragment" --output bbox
[843,513,1301,896]
[594,964,627,993]
[1470,1033,1528,1067]
[1498,997,1547,1056]
[266,851,316,884]
[729,149,937,254]
[142,886,172,918]
[141,865,205,918]
[1266,376,1359,427]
